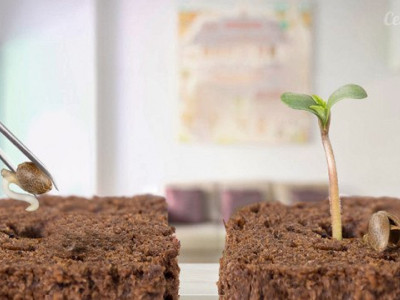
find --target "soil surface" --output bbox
[0,195,180,300]
[218,196,400,300]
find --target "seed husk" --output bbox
[364,211,400,252]
[16,162,52,195]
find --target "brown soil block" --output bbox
[218,196,400,299]
[0,194,180,299]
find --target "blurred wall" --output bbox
[0,0,399,198]
[102,0,400,197]
[314,0,400,197]
[0,0,96,195]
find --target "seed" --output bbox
[1,162,52,211]
[16,162,52,195]
[364,211,400,252]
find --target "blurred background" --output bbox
[0,0,399,262]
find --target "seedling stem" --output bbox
[319,119,342,240]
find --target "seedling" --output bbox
[281,84,367,240]
[1,162,52,211]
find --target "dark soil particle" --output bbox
[0,194,180,299]
[218,196,400,300]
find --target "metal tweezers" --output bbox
[0,121,58,190]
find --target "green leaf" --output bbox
[311,95,327,107]
[327,84,367,109]
[310,105,329,125]
[310,105,326,119]
[281,93,317,114]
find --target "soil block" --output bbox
[0,195,180,299]
[218,196,400,299]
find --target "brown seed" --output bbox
[364,211,400,252]
[16,162,52,195]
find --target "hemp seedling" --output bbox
[1,162,52,211]
[281,84,367,240]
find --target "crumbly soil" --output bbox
[0,195,180,300]
[218,196,400,300]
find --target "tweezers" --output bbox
[0,121,58,190]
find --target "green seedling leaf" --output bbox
[281,93,330,127]
[311,95,327,107]
[310,105,329,126]
[281,93,316,114]
[327,84,367,109]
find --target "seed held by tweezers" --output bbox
[16,162,52,194]
[1,162,53,211]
